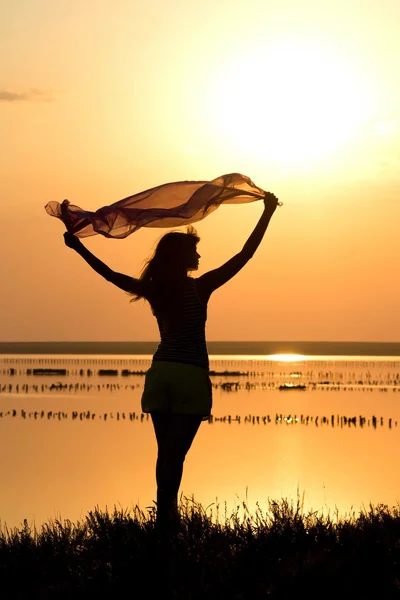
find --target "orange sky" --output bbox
[1,0,399,342]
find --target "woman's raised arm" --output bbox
[196,194,279,300]
[63,232,143,294]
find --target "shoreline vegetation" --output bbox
[1,496,399,598]
[1,340,400,356]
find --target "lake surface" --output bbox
[1,353,400,528]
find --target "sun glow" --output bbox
[208,38,372,165]
[268,354,308,363]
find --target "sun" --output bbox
[207,38,372,166]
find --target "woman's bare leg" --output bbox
[151,412,202,526]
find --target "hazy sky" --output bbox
[1,0,399,342]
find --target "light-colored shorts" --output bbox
[141,361,212,421]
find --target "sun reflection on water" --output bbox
[268,354,308,362]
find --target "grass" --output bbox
[1,495,400,599]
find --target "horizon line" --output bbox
[1,340,399,357]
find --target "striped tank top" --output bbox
[152,277,209,370]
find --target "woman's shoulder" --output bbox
[190,277,210,306]
[141,280,154,300]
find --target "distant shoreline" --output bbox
[0,341,399,356]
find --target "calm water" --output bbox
[1,354,400,528]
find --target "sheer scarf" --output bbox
[45,173,270,238]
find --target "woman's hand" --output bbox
[64,231,82,251]
[263,192,280,213]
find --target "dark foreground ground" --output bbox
[1,497,399,599]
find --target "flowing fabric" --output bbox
[45,173,273,239]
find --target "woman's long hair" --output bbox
[130,226,200,324]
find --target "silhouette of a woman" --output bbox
[64,192,279,531]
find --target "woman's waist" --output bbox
[153,341,209,369]
[152,357,209,371]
